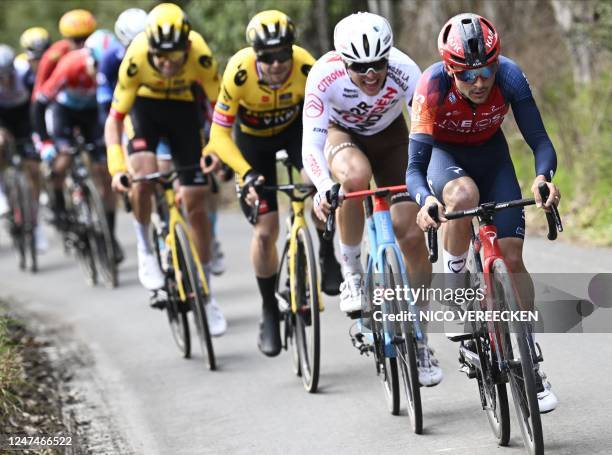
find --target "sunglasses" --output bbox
[347,58,388,75]
[454,62,498,84]
[257,47,293,64]
[151,50,186,62]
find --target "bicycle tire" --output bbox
[294,227,320,393]
[383,246,422,432]
[5,169,26,270]
[83,180,117,288]
[276,239,301,376]
[16,172,37,273]
[152,216,190,358]
[367,254,400,416]
[493,259,543,455]
[175,223,216,370]
[67,182,97,286]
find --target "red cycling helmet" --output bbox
[438,13,500,70]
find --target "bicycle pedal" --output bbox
[534,342,544,363]
[446,333,472,342]
[346,310,362,320]
[459,363,477,379]
[149,290,168,310]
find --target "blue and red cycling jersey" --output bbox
[97,40,125,115]
[406,55,557,206]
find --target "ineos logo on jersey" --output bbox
[305,94,324,118]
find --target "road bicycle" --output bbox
[46,135,117,287]
[248,151,322,393]
[325,184,424,432]
[427,183,562,455]
[2,143,37,272]
[123,166,215,370]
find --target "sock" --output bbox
[442,249,468,332]
[106,211,116,235]
[133,220,151,254]
[339,242,363,276]
[208,210,217,237]
[256,275,277,304]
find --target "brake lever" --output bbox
[427,204,439,263]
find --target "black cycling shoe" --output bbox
[257,299,282,357]
[319,250,342,296]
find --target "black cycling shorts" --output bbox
[126,97,206,186]
[426,130,525,239]
[47,102,105,163]
[0,102,38,160]
[235,118,303,214]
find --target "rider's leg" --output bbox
[180,184,212,265]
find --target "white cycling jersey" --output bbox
[301,47,421,192]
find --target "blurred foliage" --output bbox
[0,0,610,244]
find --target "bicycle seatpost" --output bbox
[427,204,439,263]
[323,183,341,240]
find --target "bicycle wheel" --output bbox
[276,239,301,376]
[174,223,215,370]
[493,259,543,455]
[4,169,26,270]
[68,183,97,286]
[293,227,320,393]
[383,246,422,432]
[367,254,400,415]
[83,180,117,288]
[15,172,37,273]
[474,331,510,445]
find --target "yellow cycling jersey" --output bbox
[206,45,315,177]
[110,30,220,118]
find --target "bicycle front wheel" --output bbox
[294,227,320,393]
[493,259,543,455]
[175,224,215,370]
[84,180,117,288]
[5,169,27,270]
[383,246,422,431]
[276,238,301,376]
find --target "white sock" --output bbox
[133,220,152,254]
[442,249,468,274]
[442,249,469,332]
[339,242,363,276]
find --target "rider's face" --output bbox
[151,50,186,77]
[346,59,388,96]
[257,46,293,86]
[452,65,497,104]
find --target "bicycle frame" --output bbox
[161,183,209,301]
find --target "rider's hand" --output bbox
[200,152,220,174]
[532,176,560,211]
[313,186,334,221]
[111,173,130,193]
[242,171,264,207]
[40,141,57,163]
[416,196,446,231]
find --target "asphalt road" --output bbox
[1,210,611,455]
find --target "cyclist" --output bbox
[30,41,123,258]
[203,10,342,357]
[301,12,442,386]
[104,3,227,336]
[0,44,46,249]
[32,9,97,100]
[18,27,51,91]
[406,13,559,412]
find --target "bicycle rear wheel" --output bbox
[67,182,97,286]
[383,246,422,432]
[5,169,27,270]
[294,227,320,393]
[493,259,543,455]
[175,224,215,370]
[84,180,117,288]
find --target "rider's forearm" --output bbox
[406,134,434,206]
[104,115,127,176]
[302,145,334,193]
[206,123,251,178]
[512,97,557,181]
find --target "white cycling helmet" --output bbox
[115,8,148,47]
[333,12,393,63]
[0,44,16,75]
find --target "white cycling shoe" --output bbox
[0,190,9,217]
[138,249,165,290]
[206,297,227,337]
[339,272,364,313]
[34,225,49,253]
[417,341,443,387]
[537,369,558,413]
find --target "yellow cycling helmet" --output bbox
[145,3,191,51]
[246,10,296,50]
[59,9,97,39]
[20,27,51,59]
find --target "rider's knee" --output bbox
[342,171,371,192]
[396,220,425,251]
[253,223,278,249]
[503,248,525,273]
[444,181,479,211]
